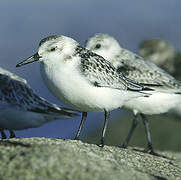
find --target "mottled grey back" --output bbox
[115,48,181,91]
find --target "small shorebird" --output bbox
[16,35,151,147]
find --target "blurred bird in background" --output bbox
[0,67,79,139]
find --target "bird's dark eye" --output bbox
[50,47,56,52]
[95,44,101,49]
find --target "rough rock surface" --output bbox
[0,138,181,180]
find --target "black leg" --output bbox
[99,110,110,148]
[121,114,139,148]
[140,113,155,153]
[9,130,16,138]
[1,130,7,139]
[132,114,169,158]
[74,112,87,140]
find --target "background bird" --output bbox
[0,66,79,139]
[86,33,181,154]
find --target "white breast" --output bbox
[40,60,143,112]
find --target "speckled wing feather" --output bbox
[0,68,78,117]
[116,48,181,91]
[75,46,147,92]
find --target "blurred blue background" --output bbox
[0,0,181,139]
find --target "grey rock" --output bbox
[0,138,181,180]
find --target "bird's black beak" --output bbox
[16,53,41,67]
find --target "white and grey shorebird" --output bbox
[0,67,79,139]
[86,33,181,152]
[16,35,152,147]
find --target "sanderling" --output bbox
[86,33,181,153]
[16,35,152,147]
[0,67,79,139]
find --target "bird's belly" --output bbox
[40,65,127,112]
[0,106,47,130]
[43,77,125,112]
[124,92,180,115]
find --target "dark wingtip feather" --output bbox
[127,86,154,92]
[140,83,163,87]
[142,87,155,91]
[63,111,80,117]
[174,92,181,94]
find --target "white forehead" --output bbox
[86,34,120,49]
[38,35,78,52]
